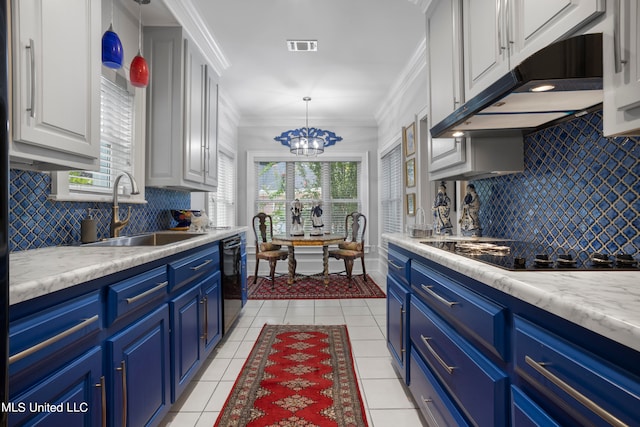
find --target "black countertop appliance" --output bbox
[1,1,9,425]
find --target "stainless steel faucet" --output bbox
[110,172,140,238]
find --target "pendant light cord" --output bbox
[137,0,142,54]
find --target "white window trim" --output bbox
[49,69,147,204]
[247,150,369,249]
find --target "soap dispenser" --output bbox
[81,208,98,243]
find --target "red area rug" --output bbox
[247,274,385,299]
[214,324,368,427]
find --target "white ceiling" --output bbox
[127,0,426,127]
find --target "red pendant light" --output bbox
[130,0,149,88]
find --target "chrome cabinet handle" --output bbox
[388,260,403,270]
[421,334,456,375]
[201,296,209,341]
[614,0,627,73]
[525,356,628,427]
[400,307,405,354]
[95,375,107,427]
[116,360,128,427]
[420,395,440,426]
[26,39,35,118]
[9,315,99,364]
[125,281,167,304]
[421,284,459,307]
[190,259,213,271]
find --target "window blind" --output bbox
[208,150,236,226]
[381,145,403,239]
[69,75,134,193]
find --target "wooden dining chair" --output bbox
[329,212,367,285]
[252,213,289,287]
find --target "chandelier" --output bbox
[274,97,342,156]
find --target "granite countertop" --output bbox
[9,227,248,305]
[383,233,640,353]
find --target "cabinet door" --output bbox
[604,0,640,135]
[170,283,202,401]
[427,0,466,173]
[9,347,103,427]
[10,0,100,169]
[183,39,206,185]
[387,275,409,381]
[203,271,222,356]
[107,305,171,427]
[462,0,510,99]
[204,69,218,188]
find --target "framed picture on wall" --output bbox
[405,158,416,188]
[406,193,416,216]
[403,122,416,157]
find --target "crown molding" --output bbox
[374,37,426,123]
[162,0,230,77]
[239,115,378,128]
[406,0,432,13]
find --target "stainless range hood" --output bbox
[431,33,603,139]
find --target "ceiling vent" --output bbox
[287,40,318,52]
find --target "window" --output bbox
[208,148,236,226]
[50,71,145,203]
[380,144,403,241]
[255,160,361,236]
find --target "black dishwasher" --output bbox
[220,236,243,334]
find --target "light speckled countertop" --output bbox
[9,227,247,305]
[383,233,640,353]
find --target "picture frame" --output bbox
[405,158,416,188]
[406,193,416,216]
[403,122,416,157]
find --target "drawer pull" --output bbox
[190,259,213,271]
[9,315,99,364]
[388,260,404,270]
[420,395,439,426]
[125,281,167,304]
[421,334,456,375]
[421,284,459,307]
[525,356,628,427]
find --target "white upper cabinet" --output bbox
[10,0,101,170]
[463,0,605,99]
[145,27,218,191]
[603,0,640,136]
[427,0,466,174]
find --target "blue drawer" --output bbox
[409,347,470,427]
[388,246,410,285]
[107,266,168,325]
[511,386,561,427]
[514,316,640,426]
[9,292,102,375]
[410,297,508,426]
[412,260,507,359]
[168,245,219,291]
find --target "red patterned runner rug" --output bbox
[214,324,369,427]
[247,274,385,300]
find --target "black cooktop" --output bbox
[421,240,639,271]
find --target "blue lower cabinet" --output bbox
[409,347,470,427]
[170,283,202,402]
[107,305,171,427]
[203,271,222,356]
[9,346,103,427]
[387,274,409,382]
[410,297,508,426]
[511,386,561,427]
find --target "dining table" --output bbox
[271,234,346,285]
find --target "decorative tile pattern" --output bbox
[9,172,191,252]
[474,110,640,255]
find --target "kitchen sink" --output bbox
[84,232,205,247]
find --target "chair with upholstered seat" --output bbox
[252,213,289,287]
[329,212,367,285]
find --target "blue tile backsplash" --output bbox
[9,171,191,252]
[474,110,640,255]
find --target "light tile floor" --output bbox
[159,273,427,427]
